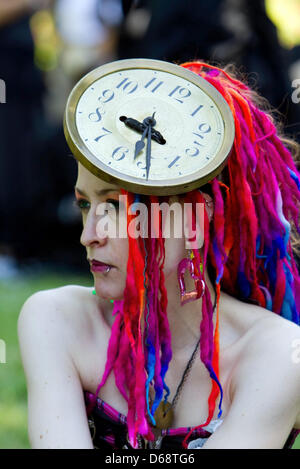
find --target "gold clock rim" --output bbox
[64,58,235,195]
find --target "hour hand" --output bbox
[134,126,148,160]
[120,115,145,134]
[134,139,145,159]
[120,115,166,145]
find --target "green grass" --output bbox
[0,270,92,449]
[0,270,299,449]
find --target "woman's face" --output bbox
[75,163,209,300]
[75,163,129,300]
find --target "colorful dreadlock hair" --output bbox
[88,61,300,449]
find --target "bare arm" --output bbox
[203,319,300,449]
[18,290,94,449]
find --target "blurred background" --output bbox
[0,0,299,449]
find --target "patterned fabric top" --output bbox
[84,391,300,450]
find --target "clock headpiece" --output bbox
[64,58,235,195]
[65,60,300,449]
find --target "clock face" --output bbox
[64,59,234,195]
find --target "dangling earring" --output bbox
[177,250,205,306]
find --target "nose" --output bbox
[80,208,108,248]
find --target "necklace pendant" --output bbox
[153,400,174,430]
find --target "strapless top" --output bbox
[84,391,300,450]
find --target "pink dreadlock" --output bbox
[88,61,300,449]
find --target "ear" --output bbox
[201,192,214,222]
[183,192,214,250]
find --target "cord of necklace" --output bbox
[163,289,217,417]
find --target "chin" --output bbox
[94,277,125,301]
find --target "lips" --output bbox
[89,259,113,273]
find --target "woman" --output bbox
[18,61,300,449]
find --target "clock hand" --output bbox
[134,125,148,160]
[120,115,145,134]
[146,121,152,180]
[144,113,156,180]
[120,115,166,145]
[134,113,157,175]
[134,113,154,160]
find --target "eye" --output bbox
[73,198,90,211]
[106,198,120,210]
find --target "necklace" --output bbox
[152,338,200,430]
[151,289,217,431]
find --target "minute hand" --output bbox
[143,113,157,181]
[146,123,152,180]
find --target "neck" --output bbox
[99,266,218,354]
[164,267,216,354]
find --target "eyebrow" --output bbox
[74,186,120,197]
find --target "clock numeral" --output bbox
[185,145,201,157]
[185,123,212,157]
[144,77,164,93]
[94,127,112,142]
[116,77,138,94]
[190,104,204,117]
[168,85,191,103]
[193,122,211,139]
[136,154,156,171]
[137,160,147,170]
[88,106,105,122]
[98,89,115,103]
[167,156,181,168]
[112,146,129,161]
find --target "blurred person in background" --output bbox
[54,0,122,81]
[49,0,123,122]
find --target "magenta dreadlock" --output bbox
[88,62,300,449]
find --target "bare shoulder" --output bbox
[19,284,94,316]
[224,295,300,429]
[18,284,112,380]
[237,302,300,361]
[18,285,99,353]
[221,291,300,351]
